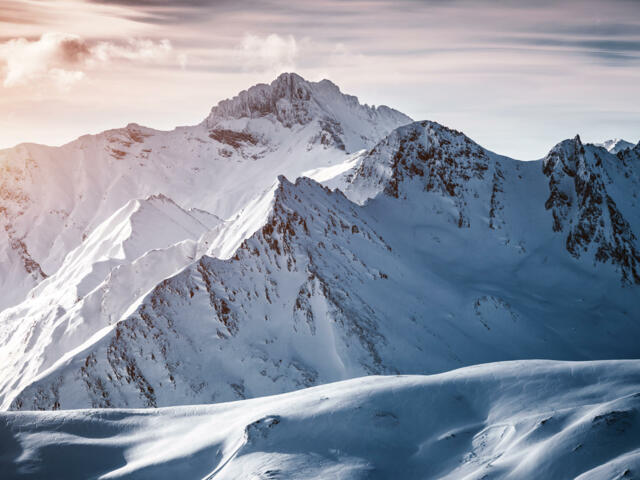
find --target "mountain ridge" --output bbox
[5,121,639,410]
[0,74,638,412]
[0,73,411,310]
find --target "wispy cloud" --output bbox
[85,0,236,25]
[494,35,640,64]
[0,0,46,25]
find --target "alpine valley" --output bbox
[1,73,639,479]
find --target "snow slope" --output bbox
[5,121,639,411]
[0,194,219,411]
[0,73,411,310]
[2,360,639,479]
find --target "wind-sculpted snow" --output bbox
[5,178,396,409]
[2,360,640,479]
[0,73,410,310]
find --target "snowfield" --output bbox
[1,360,639,479]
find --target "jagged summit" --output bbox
[544,135,584,168]
[206,72,409,125]
[344,120,640,283]
[543,133,640,283]
[204,72,412,152]
[346,120,493,206]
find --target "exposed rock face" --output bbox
[205,72,413,152]
[543,135,640,284]
[348,121,497,228]
[207,73,318,127]
[0,151,48,308]
[8,178,396,409]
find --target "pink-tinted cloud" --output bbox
[0,33,173,89]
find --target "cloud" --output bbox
[239,33,298,73]
[0,33,85,88]
[496,35,640,64]
[0,33,174,89]
[90,38,172,63]
[48,69,86,91]
[0,0,47,25]
[84,0,238,25]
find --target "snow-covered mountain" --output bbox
[595,138,635,154]
[2,71,638,479]
[204,73,410,153]
[2,360,639,480]
[0,194,221,411]
[4,119,639,411]
[0,73,411,311]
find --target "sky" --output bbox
[0,0,639,159]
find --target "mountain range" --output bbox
[0,72,639,478]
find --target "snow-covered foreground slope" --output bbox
[2,360,639,480]
[6,121,639,411]
[0,73,410,310]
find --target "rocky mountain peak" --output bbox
[347,121,492,218]
[543,136,640,283]
[203,72,412,152]
[206,73,314,127]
